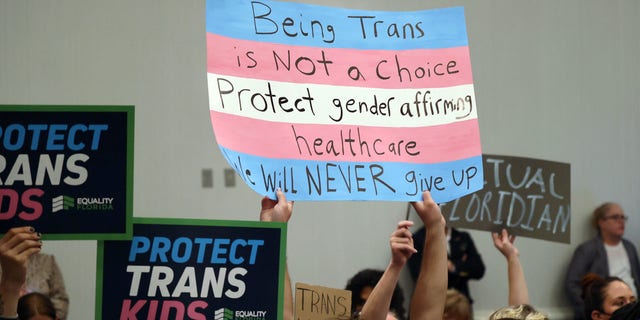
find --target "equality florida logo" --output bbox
[214,308,267,320]
[52,195,115,213]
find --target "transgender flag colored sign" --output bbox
[206,0,483,202]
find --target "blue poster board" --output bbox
[0,105,134,240]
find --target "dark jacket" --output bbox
[565,235,640,320]
[408,227,485,303]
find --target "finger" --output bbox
[391,237,413,245]
[7,226,36,236]
[397,220,414,229]
[275,189,287,203]
[1,229,40,251]
[5,235,42,255]
[398,244,418,255]
[0,226,35,244]
[19,246,42,260]
[13,241,42,261]
[391,242,417,253]
[393,225,413,236]
[276,189,294,210]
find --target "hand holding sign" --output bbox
[260,189,293,223]
[0,226,42,318]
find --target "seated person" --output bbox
[581,273,635,320]
[565,202,640,320]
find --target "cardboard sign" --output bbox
[440,154,571,243]
[96,218,287,320]
[206,0,483,202]
[0,105,134,240]
[295,283,351,320]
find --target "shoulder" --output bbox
[578,236,602,248]
[622,238,639,252]
[622,238,637,247]
[572,236,603,256]
[28,252,56,269]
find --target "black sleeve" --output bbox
[452,232,485,279]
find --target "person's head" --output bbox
[488,304,548,320]
[581,273,636,319]
[591,202,627,238]
[17,292,58,320]
[345,269,406,320]
[443,289,471,320]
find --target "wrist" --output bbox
[387,260,405,273]
[0,280,23,293]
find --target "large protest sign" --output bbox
[437,154,571,243]
[295,283,351,320]
[206,0,483,202]
[0,105,133,240]
[97,218,287,320]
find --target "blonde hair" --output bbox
[591,202,618,232]
[444,289,471,320]
[488,304,548,320]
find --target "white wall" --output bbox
[1,1,639,319]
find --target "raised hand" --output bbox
[260,189,293,223]
[492,228,519,259]
[390,220,417,267]
[0,226,42,287]
[0,226,42,318]
[411,190,445,229]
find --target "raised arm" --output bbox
[260,189,294,320]
[360,220,417,320]
[410,191,447,320]
[0,227,42,318]
[492,229,528,306]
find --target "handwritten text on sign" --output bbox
[295,282,351,320]
[206,0,483,202]
[441,154,571,243]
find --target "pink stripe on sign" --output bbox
[207,33,473,89]
[211,111,481,164]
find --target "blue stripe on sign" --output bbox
[206,0,468,50]
[219,146,483,202]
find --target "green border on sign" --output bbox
[0,105,134,240]
[95,217,288,320]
